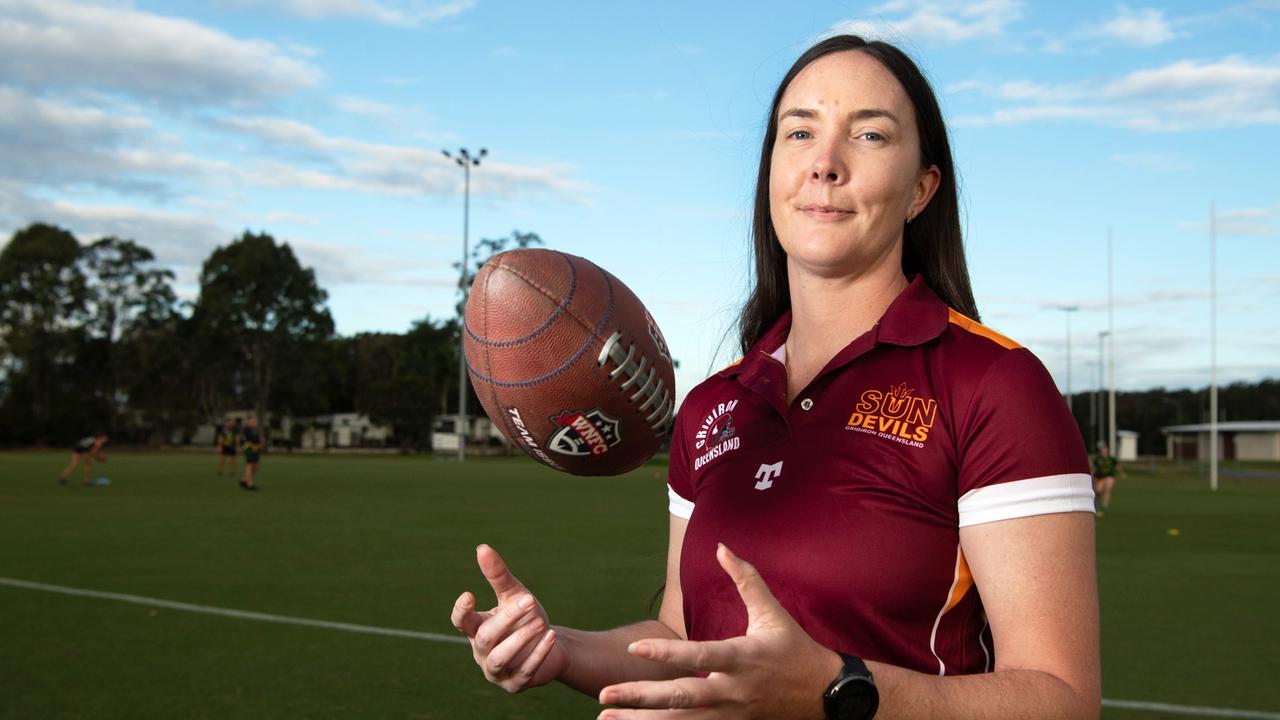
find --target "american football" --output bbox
[463,249,676,476]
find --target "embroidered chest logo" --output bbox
[549,408,621,456]
[693,399,741,471]
[845,382,937,449]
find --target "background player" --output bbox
[58,432,109,487]
[1092,443,1125,516]
[239,415,261,491]
[215,417,240,477]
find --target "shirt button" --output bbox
[800,398,814,411]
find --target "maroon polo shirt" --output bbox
[667,276,1092,676]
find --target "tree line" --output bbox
[0,223,546,450]
[2,221,1275,454]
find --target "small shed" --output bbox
[1160,421,1280,462]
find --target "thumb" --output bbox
[476,544,530,602]
[717,543,787,630]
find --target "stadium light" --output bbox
[443,146,488,462]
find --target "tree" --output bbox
[0,223,88,443]
[80,237,178,434]
[191,231,334,433]
[361,318,458,450]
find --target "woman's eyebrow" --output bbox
[778,106,900,124]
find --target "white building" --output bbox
[1161,421,1280,462]
[431,414,507,453]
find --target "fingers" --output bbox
[716,544,784,627]
[451,591,487,638]
[473,592,539,653]
[599,677,718,712]
[484,613,547,676]
[627,637,739,674]
[476,544,529,602]
[490,623,557,683]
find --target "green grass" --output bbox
[1,452,1277,719]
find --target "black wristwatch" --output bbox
[823,652,879,720]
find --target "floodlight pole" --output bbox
[443,147,487,462]
[1097,331,1108,449]
[1210,202,1218,491]
[1058,305,1079,414]
[1107,228,1116,457]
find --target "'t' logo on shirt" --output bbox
[754,461,783,491]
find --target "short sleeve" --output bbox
[956,348,1094,527]
[666,401,695,519]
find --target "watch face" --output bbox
[831,676,879,720]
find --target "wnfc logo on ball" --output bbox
[549,408,622,456]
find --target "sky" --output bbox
[2,0,1278,410]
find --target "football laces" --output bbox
[597,330,675,434]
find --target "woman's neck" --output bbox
[783,258,908,402]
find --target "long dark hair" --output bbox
[739,35,979,354]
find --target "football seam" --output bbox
[464,252,578,348]
[465,263,615,388]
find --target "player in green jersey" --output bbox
[240,415,262,491]
[1092,444,1124,516]
[216,418,241,476]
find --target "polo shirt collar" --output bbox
[720,275,950,383]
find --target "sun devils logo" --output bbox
[549,408,622,456]
[846,382,937,448]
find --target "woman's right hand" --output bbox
[451,544,568,693]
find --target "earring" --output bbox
[906,213,914,225]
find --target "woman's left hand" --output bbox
[597,544,841,720]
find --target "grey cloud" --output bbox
[0,88,234,199]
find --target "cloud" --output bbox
[0,183,230,268]
[1179,204,1280,237]
[0,87,231,198]
[0,0,321,108]
[1089,6,1181,47]
[332,95,400,121]
[953,55,1280,130]
[830,0,1023,44]
[222,115,593,200]
[231,0,475,26]
[1109,152,1190,173]
[0,184,457,295]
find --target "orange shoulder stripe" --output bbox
[947,308,1022,350]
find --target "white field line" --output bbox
[1101,699,1280,719]
[4,576,1279,719]
[0,576,468,645]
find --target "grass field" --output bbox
[2,451,1277,719]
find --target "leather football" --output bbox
[464,249,676,476]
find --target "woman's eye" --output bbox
[860,132,884,142]
[787,129,812,140]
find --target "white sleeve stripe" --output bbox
[957,473,1095,527]
[668,484,695,519]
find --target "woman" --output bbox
[1092,443,1124,516]
[216,417,240,477]
[451,35,1100,719]
[58,432,108,486]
